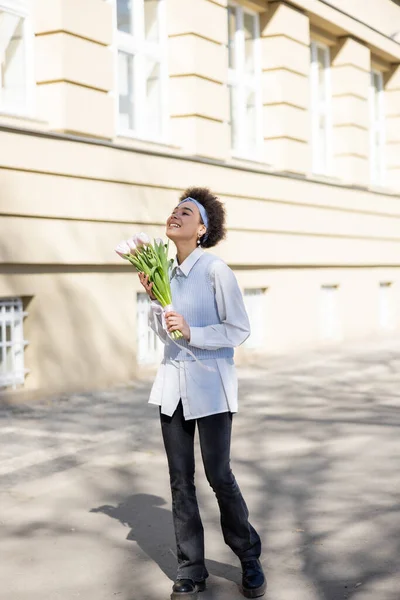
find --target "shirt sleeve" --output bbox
[189,261,250,350]
[148,300,168,344]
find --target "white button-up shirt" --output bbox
[148,248,250,420]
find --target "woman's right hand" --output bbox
[138,272,156,300]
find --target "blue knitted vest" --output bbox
[164,253,234,361]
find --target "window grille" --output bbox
[0,297,28,388]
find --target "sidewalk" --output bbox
[1,339,400,600]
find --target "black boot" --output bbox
[241,559,266,598]
[171,578,206,600]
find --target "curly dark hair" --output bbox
[178,187,226,248]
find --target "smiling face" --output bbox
[166,201,207,245]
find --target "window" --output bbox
[310,41,332,175]
[369,70,385,185]
[379,282,395,330]
[243,288,266,349]
[0,297,28,389]
[319,285,341,341]
[116,0,168,141]
[136,292,163,364]
[0,0,33,115]
[228,2,262,158]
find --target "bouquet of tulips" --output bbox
[115,232,182,340]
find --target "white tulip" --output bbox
[134,232,151,247]
[115,240,130,258]
[127,237,137,252]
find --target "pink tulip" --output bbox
[115,240,130,258]
[134,232,151,247]
[127,237,137,253]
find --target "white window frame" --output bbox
[0,0,35,117]
[319,284,341,341]
[310,40,333,176]
[228,1,263,160]
[369,69,385,186]
[0,297,28,389]
[114,0,169,142]
[243,288,266,349]
[379,282,395,331]
[136,292,163,365]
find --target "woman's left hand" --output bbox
[165,311,190,341]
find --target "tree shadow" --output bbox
[233,356,400,600]
[2,340,400,599]
[90,493,242,585]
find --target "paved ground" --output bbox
[1,340,400,600]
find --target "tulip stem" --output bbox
[118,237,183,341]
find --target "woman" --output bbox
[139,187,265,599]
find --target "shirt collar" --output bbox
[171,247,203,277]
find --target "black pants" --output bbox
[160,401,261,582]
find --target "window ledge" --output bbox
[307,172,342,185]
[230,153,267,169]
[309,172,397,194]
[368,182,389,193]
[116,132,181,155]
[0,111,49,132]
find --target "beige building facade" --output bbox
[1,0,400,396]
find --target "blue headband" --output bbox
[179,197,209,241]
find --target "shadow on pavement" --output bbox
[91,493,242,585]
[2,341,400,599]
